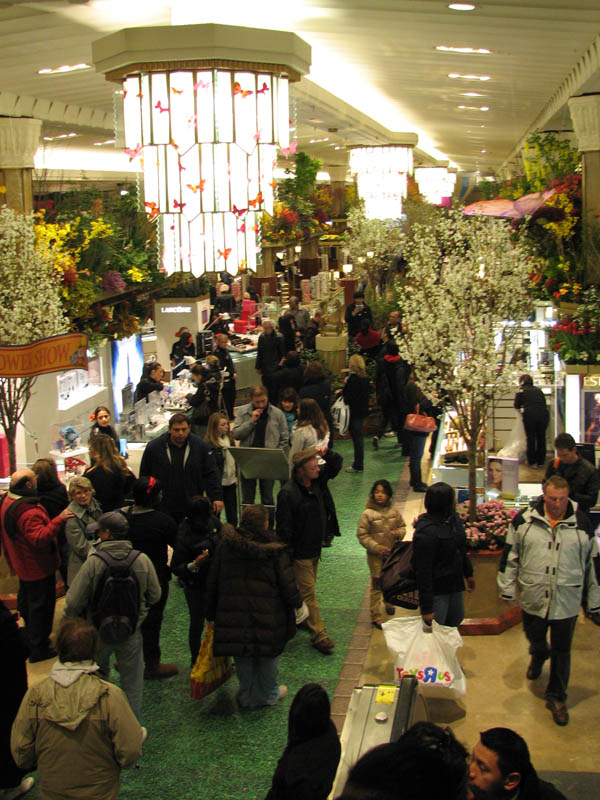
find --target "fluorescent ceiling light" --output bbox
[458,105,489,111]
[462,92,483,97]
[448,73,490,81]
[436,45,490,54]
[42,132,78,141]
[448,3,476,9]
[38,63,90,75]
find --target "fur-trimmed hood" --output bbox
[221,523,286,559]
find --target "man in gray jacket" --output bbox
[498,475,600,726]
[232,385,289,515]
[64,512,161,721]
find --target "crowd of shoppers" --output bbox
[1,291,597,800]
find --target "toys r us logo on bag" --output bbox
[396,665,453,684]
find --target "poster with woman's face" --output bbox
[583,390,600,445]
[487,456,519,499]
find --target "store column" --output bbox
[327,164,349,218]
[568,93,600,283]
[0,117,42,213]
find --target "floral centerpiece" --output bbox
[261,151,331,245]
[458,500,518,551]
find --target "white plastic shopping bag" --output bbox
[498,411,527,462]
[382,616,466,698]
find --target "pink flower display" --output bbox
[458,500,517,551]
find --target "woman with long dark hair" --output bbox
[289,398,329,468]
[412,482,475,628]
[89,406,120,450]
[134,362,165,403]
[265,683,341,800]
[84,434,134,511]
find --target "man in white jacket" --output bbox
[497,475,600,726]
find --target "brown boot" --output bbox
[144,662,179,679]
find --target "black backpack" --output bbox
[380,540,419,610]
[91,549,141,644]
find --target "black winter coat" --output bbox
[0,599,29,790]
[206,525,301,658]
[36,480,68,519]
[139,432,223,513]
[120,506,178,584]
[271,361,304,401]
[276,474,327,559]
[411,512,473,616]
[375,356,408,409]
[265,720,341,800]
[134,376,163,403]
[256,330,286,375]
[83,464,135,512]
[214,347,236,386]
[171,514,222,587]
[342,373,370,419]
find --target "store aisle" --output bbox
[21,438,405,800]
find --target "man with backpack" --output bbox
[64,511,161,721]
[0,468,74,663]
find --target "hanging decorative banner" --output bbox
[0,333,88,378]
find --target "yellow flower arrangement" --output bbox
[542,193,576,240]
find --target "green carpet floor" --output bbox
[31,438,405,800]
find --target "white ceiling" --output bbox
[1,0,600,177]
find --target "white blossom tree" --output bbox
[398,209,533,519]
[345,207,403,295]
[0,208,67,472]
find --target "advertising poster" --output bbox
[486,456,519,499]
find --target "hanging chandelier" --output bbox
[93,24,310,276]
[349,141,416,220]
[414,165,457,206]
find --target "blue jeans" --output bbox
[432,592,465,627]
[97,628,144,721]
[408,431,427,487]
[349,414,365,470]
[234,655,280,706]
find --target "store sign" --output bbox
[0,332,88,378]
[160,306,192,314]
[583,376,600,388]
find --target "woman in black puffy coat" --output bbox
[206,504,302,708]
[412,482,475,628]
[342,353,370,473]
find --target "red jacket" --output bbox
[0,491,62,580]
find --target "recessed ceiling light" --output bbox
[448,73,490,81]
[448,3,476,10]
[42,132,79,142]
[481,149,487,153]
[38,63,90,75]
[436,45,491,54]
[93,139,116,146]
[462,92,483,97]
[480,106,489,111]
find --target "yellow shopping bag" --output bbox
[190,622,233,700]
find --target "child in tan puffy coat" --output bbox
[357,479,406,629]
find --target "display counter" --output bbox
[430,410,485,490]
[231,349,260,391]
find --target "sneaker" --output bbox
[546,698,569,726]
[313,637,335,654]
[372,436,379,450]
[141,726,148,744]
[144,662,179,679]
[383,431,396,438]
[3,776,35,800]
[346,466,363,473]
